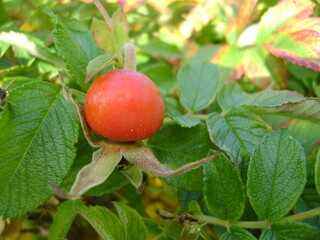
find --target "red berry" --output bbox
[84,70,165,142]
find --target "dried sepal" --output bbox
[56,146,122,199]
[70,147,121,197]
[120,164,143,190]
[120,142,220,177]
[59,72,102,148]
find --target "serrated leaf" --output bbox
[113,202,148,240]
[46,8,102,90]
[267,30,320,71]
[247,129,306,222]
[259,229,278,240]
[91,17,113,55]
[178,62,220,112]
[0,81,79,219]
[112,9,129,53]
[246,98,320,122]
[256,0,315,43]
[206,108,271,163]
[203,153,246,223]
[0,29,65,69]
[148,124,214,191]
[220,226,257,240]
[218,82,303,110]
[271,221,320,240]
[77,205,125,240]
[168,114,201,128]
[316,149,320,195]
[49,200,84,240]
[85,54,113,82]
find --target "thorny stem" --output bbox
[195,207,320,229]
[93,0,113,30]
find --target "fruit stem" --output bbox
[123,43,136,71]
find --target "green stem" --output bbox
[196,215,269,229]
[189,114,209,121]
[70,89,86,98]
[196,207,320,229]
[281,207,320,222]
[93,0,113,29]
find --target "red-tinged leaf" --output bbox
[225,0,258,44]
[211,44,244,81]
[267,30,320,71]
[91,17,114,55]
[235,0,258,36]
[257,0,315,43]
[265,54,287,88]
[118,0,147,12]
[242,48,272,89]
[279,17,320,35]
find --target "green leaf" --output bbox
[203,153,246,223]
[0,29,65,69]
[0,81,79,219]
[316,149,320,195]
[220,226,257,240]
[287,119,320,154]
[206,108,271,163]
[247,129,307,222]
[46,8,102,90]
[178,62,220,112]
[91,17,113,54]
[271,221,320,240]
[49,200,84,240]
[168,114,201,128]
[259,229,278,240]
[112,9,129,53]
[139,39,181,59]
[148,124,214,191]
[246,98,320,122]
[218,82,303,110]
[77,205,125,240]
[85,54,113,82]
[113,202,148,240]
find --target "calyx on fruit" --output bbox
[54,74,219,199]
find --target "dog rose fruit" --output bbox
[84,70,165,142]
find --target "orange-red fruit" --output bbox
[84,70,165,142]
